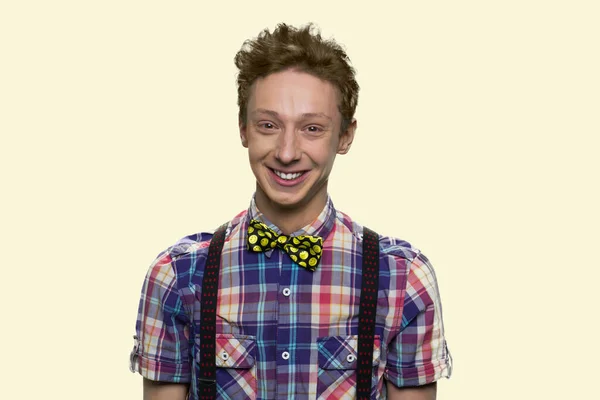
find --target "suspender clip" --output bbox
[198,378,216,385]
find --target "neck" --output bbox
[254,188,328,235]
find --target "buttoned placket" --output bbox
[241,200,338,399]
[276,249,295,399]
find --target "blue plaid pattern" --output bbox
[131,195,452,398]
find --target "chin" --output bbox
[255,171,324,211]
[266,192,307,209]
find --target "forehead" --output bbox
[248,69,340,119]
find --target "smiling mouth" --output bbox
[271,169,306,181]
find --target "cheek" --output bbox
[247,141,267,161]
[309,142,338,165]
[246,133,275,157]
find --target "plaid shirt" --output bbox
[131,196,452,399]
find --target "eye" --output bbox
[306,125,323,133]
[258,121,276,130]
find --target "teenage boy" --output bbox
[130,23,452,400]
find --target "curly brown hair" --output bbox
[234,23,359,134]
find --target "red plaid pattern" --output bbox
[131,196,452,398]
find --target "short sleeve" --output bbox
[130,251,192,383]
[385,253,452,387]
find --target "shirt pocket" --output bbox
[316,335,381,400]
[195,333,257,400]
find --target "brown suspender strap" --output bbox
[197,223,228,400]
[356,227,380,399]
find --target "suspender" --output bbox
[198,224,380,399]
[356,227,380,400]
[197,223,228,400]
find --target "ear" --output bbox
[337,119,357,155]
[239,119,248,148]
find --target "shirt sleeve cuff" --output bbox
[385,356,452,388]
[129,338,191,383]
[136,357,191,383]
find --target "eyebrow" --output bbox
[251,108,332,121]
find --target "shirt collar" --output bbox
[246,194,337,241]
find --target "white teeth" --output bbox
[274,170,303,180]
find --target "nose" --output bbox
[275,129,301,164]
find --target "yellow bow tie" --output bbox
[247,219,323,271]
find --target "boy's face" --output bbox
[240,69,355,216]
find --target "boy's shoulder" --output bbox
[156,209,249,263]
[335,209,426,264]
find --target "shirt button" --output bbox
[281,351,290,360]
[346,354,356,363]
[282,288,291,297]
[221,352,229,361]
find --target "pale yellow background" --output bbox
[1,1,598,399]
